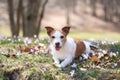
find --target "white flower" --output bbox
[8,38,11,41]
[113,63,118,67]
[39,38,44,40]
[30,48,34,53]
[82,53,89,59]
[109,52,116,57]
[0,36,4,41]
[80,68,87,71]
[90,50,96,56]
[13,35,17,38]
[116,51,119,55]
[39,43,45,47]
[34,39,39,44]
[24,37,32,45]
[71,63,77,68]
[70,70,75,77]
[16,50,22,57]
[102,50,107,54]
[18,38,21,42]
[34,35,37,38]
[98,52,104,58]
[101,40,106,44]
[35,51,39,55]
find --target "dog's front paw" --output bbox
[52,63,60,67]
[52,63,63,68]
[56,64,62,67]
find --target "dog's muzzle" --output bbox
[55,42,61,51]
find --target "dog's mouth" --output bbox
[55,46,61,51]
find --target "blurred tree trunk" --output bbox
[22,0,48,37]
[103,1,108,21]
[7,0,19,36]
[91,0,97,16]
[66,4,70,26]
[36,0,48,36]
[23,0,41,37]
[16,0,22,36]
[7,0,48,37]
[65,0,71,26]
[21,0,27,37]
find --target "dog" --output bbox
[45,26,92,67]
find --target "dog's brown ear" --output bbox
[45,26,54,36]
[62,26,71,35]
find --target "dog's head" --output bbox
[45,26,70,51]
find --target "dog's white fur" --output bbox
[45,27,91,67]
[50,37,76,67]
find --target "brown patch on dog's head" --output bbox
[62,26,70,36]
[45,26,55,36]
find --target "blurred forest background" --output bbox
[0,0,120,37]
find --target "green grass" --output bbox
[0,26,120,41]
[0,38,120,80]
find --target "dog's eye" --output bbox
[60,36,64,39]
[52,36,55,39]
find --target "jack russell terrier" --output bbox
[45,26,92,68]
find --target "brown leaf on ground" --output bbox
[91,56,100,62]
[23,47,31,52]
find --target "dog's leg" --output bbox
[60,55,74,67]
[53,56,60,64]
[52,56,61,67]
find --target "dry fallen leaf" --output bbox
[4,54,17,58]
[91,56,100,62]
[23,47,31,52]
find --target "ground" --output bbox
[0,37,120,80]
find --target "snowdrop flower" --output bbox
[113,63,118,67]
[101,41,107,44]
[39,38,44,41]
[70,70,75,77]
[8,38,11,41]
[0,36,4,41]
[35,51,39,55]
[18,38,21,42]
[30,48,34,53]
[34,35,37,38]
[34,39,39,44]
[82,53,89,59]
[45,38,49,41]
[109,52,116,57]
[98,49,103,52]
[11,40,15,43]
[116,51,119,55]
[45,37,50,43]
[24,37,32,45]
[13,35,17,38]
[71,63,77,68]
[102,50,107,54]
[16,50,22,57]
[39,43,45,47]
[90,50,96,56]
[80,68,87,71]
[111,40,118,45]
[98,52,104,58]
[40,49,44,53]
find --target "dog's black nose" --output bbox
[55,42,60,46]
